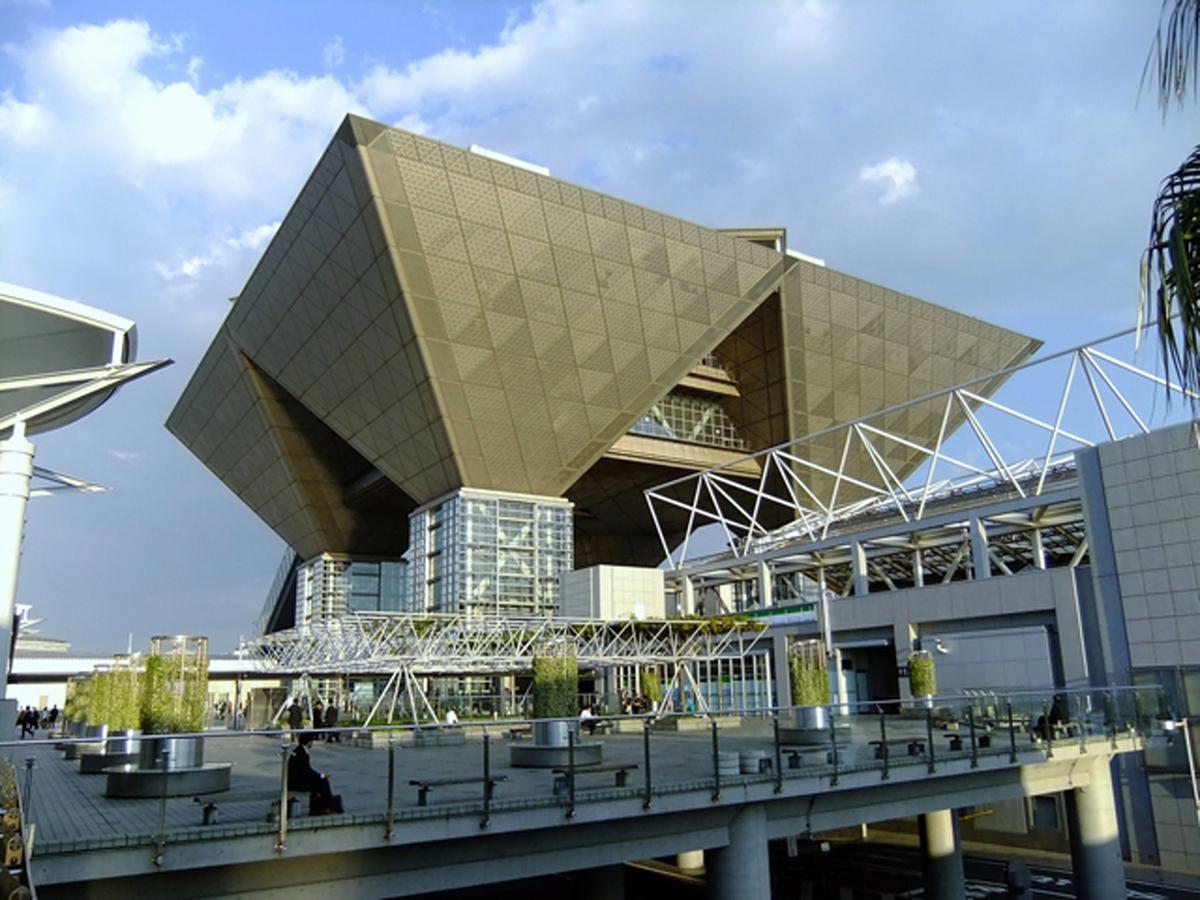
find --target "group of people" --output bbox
[285,698,341,742]
[16,705,56,739]
[619,692,655,715]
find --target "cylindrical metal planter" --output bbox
[138,735,205,770]
[104,729,140,755]
[533,719,572,747]
[796,705,829,731]
[84,724,109,742]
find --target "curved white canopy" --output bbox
[0,281,162,435]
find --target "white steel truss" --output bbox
[247,611,767,676]
[647,323,1199,570]
[248,611,768,726]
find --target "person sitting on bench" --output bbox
[579,705,597,735]
[289,732,343,815]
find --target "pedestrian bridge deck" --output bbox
[19,703,1161,898]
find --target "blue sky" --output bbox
[0,1,1195,652]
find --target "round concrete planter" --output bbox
[63,741,102,760]
[509,741,602,768]
[79,751,137,774]
[105,762,231,798]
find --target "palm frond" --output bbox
[1140,145,1200,402]
[1144,0,1200,113]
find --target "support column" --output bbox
[0,422,34,699]
[969,516,990,580]
[1031,528,1047,569]
[912,546,925,587]
[681,576,695,616]
[676,849,705,874]
[708,804,769,900]
[1065,760,1125,900]
[772,632,792,709]
[756,561,773,609]
[918,809,965,900]
[850,542,869,596]
[832,648,850,714]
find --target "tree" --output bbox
[1141,0,1200,399]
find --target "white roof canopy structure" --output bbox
[0,280,168,435]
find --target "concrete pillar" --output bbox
[0,422,34,699]
[579,864,624,900]
[1031,527,1046,569]
[850,542,869,596]
[1065,760,1125,900]
[708,804,769,900]
[832,648,850,714]
[969,516,990,580]
[918,809,964,900]
[772,632,792,709]
[676,849,705,874]
[757,561,773,609]
[681,577,695,616]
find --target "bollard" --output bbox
[925,706,936,774]
[968,705,978,768]
[20,759,33,827]
[566,728,576,820]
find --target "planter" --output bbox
[412,727,465,747]
[79,751,137,774]
[509,741,602,768]
[138,735,204,770]
[796,706,829,731]
[533,720,573,747]
[104,729,140,755]
[105,762,231,798]
[84,724,109,742]
[64,741,102,760]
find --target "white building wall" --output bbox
[559,566,665,619]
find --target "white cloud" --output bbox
[155,221,280,283]
[323,35,345,69]
[0,91,44,143]
[106,449,141,462]
[859,156,918,205]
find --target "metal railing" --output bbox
[11,685,1166,868]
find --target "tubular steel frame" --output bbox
[647,323,1199,571]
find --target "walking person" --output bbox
[324,700,340,743]
[287,699,303,740]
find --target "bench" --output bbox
[945,733,992,752]
[783,747,833,768]
[409,776,508,807]
[551,763,638,795]
[192,790,306,825]
[580,719,614,737]
[869,738,926,759]
[505,726,532,740]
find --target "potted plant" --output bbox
[531,641,579,747]
[641,668,663,712]
[909,650,937,708]
[790,639,831,730]
[138,636,209,770]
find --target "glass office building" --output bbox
[409,489,573,617]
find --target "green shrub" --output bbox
[909,651,937,698]
[532,647,578,719]
[141,649,208,734]
[641,668,663,705]
[789,640,830,706]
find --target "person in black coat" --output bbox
[324,703,340,743]
[288,733,341,814]
[287,700,303,733]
